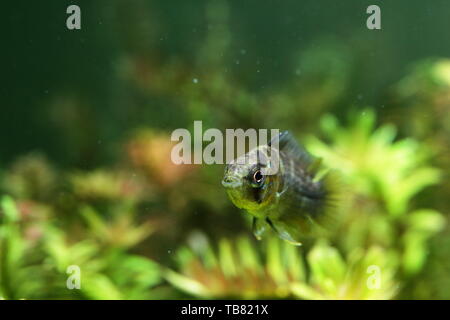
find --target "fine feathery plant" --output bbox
[306,109,445,277]
[0,196,162,300]
[165,234,397,300]
[307,109,441,217]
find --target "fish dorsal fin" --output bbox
[268,131,315,168]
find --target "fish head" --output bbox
[222,147,281,215]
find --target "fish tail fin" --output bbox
[312,168,344,235]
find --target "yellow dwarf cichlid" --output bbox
[222,131,336,245]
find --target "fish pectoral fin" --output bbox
[266,218,303,246]
[252,218,267,240]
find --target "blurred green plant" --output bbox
[2,153,57,202]
[0,196,162,300]
[307,110,445,277]
[308,110,440,217]
[165,234,397,300]
[388,59,450,299]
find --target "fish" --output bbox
[221,131,337,245]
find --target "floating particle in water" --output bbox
[240,49,247,55]
[192,78,198,84]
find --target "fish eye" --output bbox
[253,170,264,185]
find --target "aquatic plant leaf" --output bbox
[164,269,210,297]
[407,209,446,234]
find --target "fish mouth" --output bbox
[221,177,242,189]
